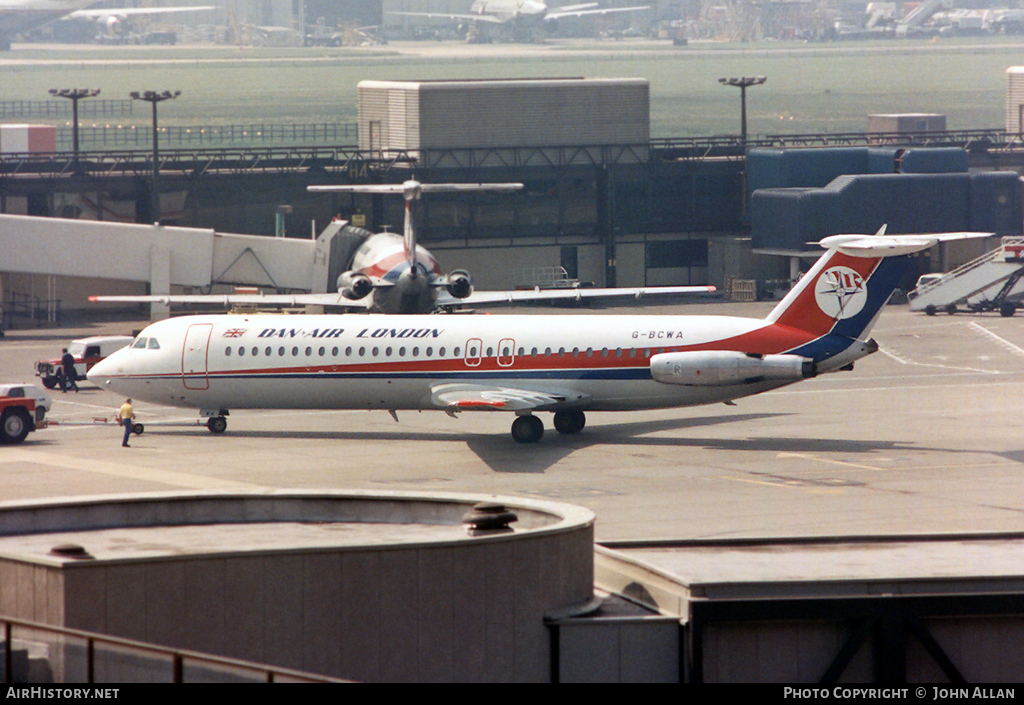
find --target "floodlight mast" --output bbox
[48,88,100,167]
[717,76,767,147]
[129,90,181,222]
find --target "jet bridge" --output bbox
[0,214,342,321]
[908,237,1024,316]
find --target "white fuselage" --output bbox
[87,311,841,415]
[0,0,91,35]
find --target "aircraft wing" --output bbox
[436,284,716,308]
[72,7,216,19]
[430,383,589,412]
[88,293,374,309]
[91,284,714,311]
[546,5,650,19]
[386,11,505,24]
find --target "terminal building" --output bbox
[3,77,1020,320]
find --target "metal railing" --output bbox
[1,615,342,683]
[2,129,1023,179]
[2,293,60,328]
[55,122,359,149]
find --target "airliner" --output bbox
[92,180,714,314]
[388,0,649,41]
[0,1,213,50]
[87,228,983,443]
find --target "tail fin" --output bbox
[767,227,992,341]
[766,248,907,342]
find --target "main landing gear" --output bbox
[511,410,586,444]
[203,411,229,434]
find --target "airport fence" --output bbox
[0,100,134,120]
[55,122,359,149]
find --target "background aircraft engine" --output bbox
[446,270,473,299]
[650,351,817,386]
[104,16,124,34]
[337,271,373,300]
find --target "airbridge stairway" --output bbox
[909,237,1024,316]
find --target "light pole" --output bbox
[718,76,767,146]
[129,90,180,223]
[48,88,100,167]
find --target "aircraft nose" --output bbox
[86,353,119,386]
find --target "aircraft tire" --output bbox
[1000,302,1016,317]
[553,410,586,435]
[511,415,543,444]
[207,416,227,434]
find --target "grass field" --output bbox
[2,37,1023,137]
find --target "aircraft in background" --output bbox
[0,1,213,50]
[91,180,716,315]
[87,228,986,443]
[388,0,650,41]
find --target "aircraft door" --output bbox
[182,323,213,390]
[497,338,515,367]
[464,338,482,367]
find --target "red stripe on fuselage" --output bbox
[201,322,820,378]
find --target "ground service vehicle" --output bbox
[0,396,43,444]
[36,335,133,389]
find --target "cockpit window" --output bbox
[132,338,148,349]
[147,338,161,350]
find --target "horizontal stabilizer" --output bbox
[815,230,993,257]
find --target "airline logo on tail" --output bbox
[815,266,867,320]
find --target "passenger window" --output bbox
[148,339,160,350]
[345,346,352,356]
[278,347,285,356]
[318,347,325,356]
[225,347,232,356]
[386,347,393,357]
[359,347,365,357]
[292,347,299,356]
[372,347,379,357]
[239,347,245,356]
[412,347,418,357]
[252,347,258,356]
[265,347,271,356]
[426,347,432,357]
[332,347,339,356]
[305,347,312,356]
[453,347,460,356]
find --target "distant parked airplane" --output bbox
[0,1,213,50]
[388,0,650,41]
[91,180,715,315]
